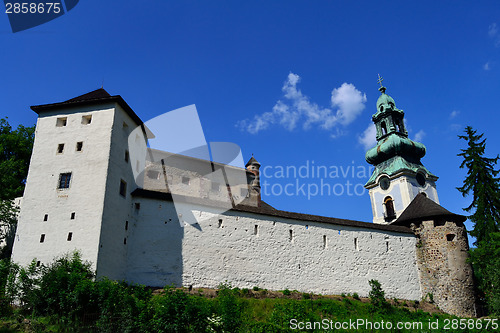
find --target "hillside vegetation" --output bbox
[0,253,496,332]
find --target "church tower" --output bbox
[365,77,439,224]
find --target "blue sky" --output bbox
[2,1,500,236]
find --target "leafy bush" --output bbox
[282,289,291,296]
[368,279,389,312]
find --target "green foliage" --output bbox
[282,289,291,296]
[151,286,210,333]
[457,126,500,244]
[352,292,360,300]
[368,279,389,312]
[457,127,500,315]
[0,201,18,259]
[0,118,35,200]
[252,286,260,291]
[217,282,242,332]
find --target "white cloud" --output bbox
[331,83,368,126]
[489,23,498,37]
[488,23,500,47]
[414,130,426,142]
[483,62,491,71]
[358,123,377,150]
[449,110,460,119]
[237,73,367,135]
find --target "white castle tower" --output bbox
[11,88,142,280]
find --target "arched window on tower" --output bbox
[384,196,396,220]
[381,122,387,136]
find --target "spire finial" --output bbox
[377,74,386,94]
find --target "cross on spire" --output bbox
[377,74,386,93]
[377,74,384,87]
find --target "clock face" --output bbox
[416,173,426,187]
[379,176,390,190]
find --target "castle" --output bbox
[11,84,477,317]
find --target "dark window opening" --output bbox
[289,230,293,242]
[40,234,45,243]
[57,143,65,154]
[119,180,127,197]
[56,117,67,127]
[446,234,456,242]
[218,219,223,228]
[147,170,160,179]
[43,214,48,222]
[254,225,258,235]
[67,232,72,241]
[124,238,127,245]
[386,241,389,252]
[125,221,129,230]
[323,235,327,249]
[182,176,190,185]
[58,173,72,189]
[381,122,387,135]
[71,212,75,220]
[36,261,40,267]
[125,150,129,163]
[76,141,83,152]
[384,196,396,219]
[354,237,359,251]
[82,115,92,125]
[134,203,141,210]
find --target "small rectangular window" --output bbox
[40,234,45,243]
[254,225,258,236]
[211,181,220,192]
[354,237,359,251]
[134,203,141,210]
[71,212,76,220]
[125,150,129,163]
[218,219,223,228]
[289,230,293,242]
[67,232,73,241]
[124,238,127,245]
[119,179,127,197]
[182,176,190,185]
[58,173,72,189]
[56,117,67,127]
[57,143,65,154]
[323,235,327,249]
[82,115,92,125]
[125,221,129,231]
[76,141,83,152]
[36,261,41,267]
[43,214,48,222]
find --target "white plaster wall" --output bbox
[11,105,117,269]
[126,198,422,300]
[370,174,439,224]
[96,105,142,280]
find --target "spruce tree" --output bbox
[457,126,500,315]
[457,126,500,245]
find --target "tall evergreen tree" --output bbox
[457,126,500,315]
[457,126,500,245]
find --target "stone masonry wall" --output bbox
[412,219,477,317]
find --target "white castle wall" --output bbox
[126,198,422,300]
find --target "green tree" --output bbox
[457,126,500,315]
[0,200,18,258]
[0,117,35,200]
[457,126,500,244]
